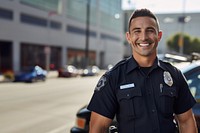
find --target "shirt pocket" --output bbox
[159,86,177,116]
[117,87,142,119]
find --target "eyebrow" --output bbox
[131,26,156,32]
[131,28,140,31]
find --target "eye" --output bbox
[146,28,155,33]
[147,29,154,33]
[133,30,140,34]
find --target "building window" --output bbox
[67,48,96,68]
[20,13,47,27]
[67,25,96,37]
[0,41,12,72]
[20,13,62,30]
[0,8,13,20]
[100,33,120,42]
[21,43,61,70]
[50,21,62,30]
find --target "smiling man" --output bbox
[88,9,197,133]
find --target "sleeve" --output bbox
[87,72,118,119]
[174,70,196,114]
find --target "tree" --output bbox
[191,38,200,53]
[167,33,200,55]
[167,33,180,52]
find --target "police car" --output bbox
[70,59,200,133]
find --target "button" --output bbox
[127,94,130,97]
[152,109,156,113]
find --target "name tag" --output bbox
[120,83,135,90]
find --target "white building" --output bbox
[0,0,124,73]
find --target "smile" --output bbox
[137,43,151,47]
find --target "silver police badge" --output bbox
[95,76,107,91]
[163,71,173,87]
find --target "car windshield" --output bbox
[181,63,199,74]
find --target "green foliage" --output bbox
[167,33,200,55]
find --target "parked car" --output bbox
[70,60,200,133]
[58,65,79,78]
[2,70,14,82]
[14,65,47,82]
[81,66,100,77]
[180,61,200,131]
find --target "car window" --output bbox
[186,70,200,101]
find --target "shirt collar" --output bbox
[126,56,167,74]
[126,56,139,74]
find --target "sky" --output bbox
[122,0,200,14]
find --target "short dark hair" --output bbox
[128,8,159,32]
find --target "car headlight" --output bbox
[83,69,89,74]
[75,117,86,129]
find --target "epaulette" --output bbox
[159,59,173,66]
[105,57,130,75]
[159,60,171,65]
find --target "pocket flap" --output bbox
[160,87,177,97]
[117,88,142,101]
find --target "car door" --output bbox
[183,65,200,131]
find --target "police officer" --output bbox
[87,9,197,133]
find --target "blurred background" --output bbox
[0,0,200,133]
[0,0,123,75]
[0,0,200,75]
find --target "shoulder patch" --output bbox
[95,75,107,91]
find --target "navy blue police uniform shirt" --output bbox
[87,56,196,133]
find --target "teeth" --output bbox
[139,43,149,47]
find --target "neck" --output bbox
[133,54,156,67]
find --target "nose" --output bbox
[140,31,148,41]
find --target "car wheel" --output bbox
[42,77,46,82]
[31,78,36,82]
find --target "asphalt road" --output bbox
[0,74,102,133]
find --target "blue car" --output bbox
[14,66,47,82]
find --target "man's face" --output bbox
[126,16,162,57]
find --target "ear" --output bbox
[126,32,131,44]
[158,30,162,41]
